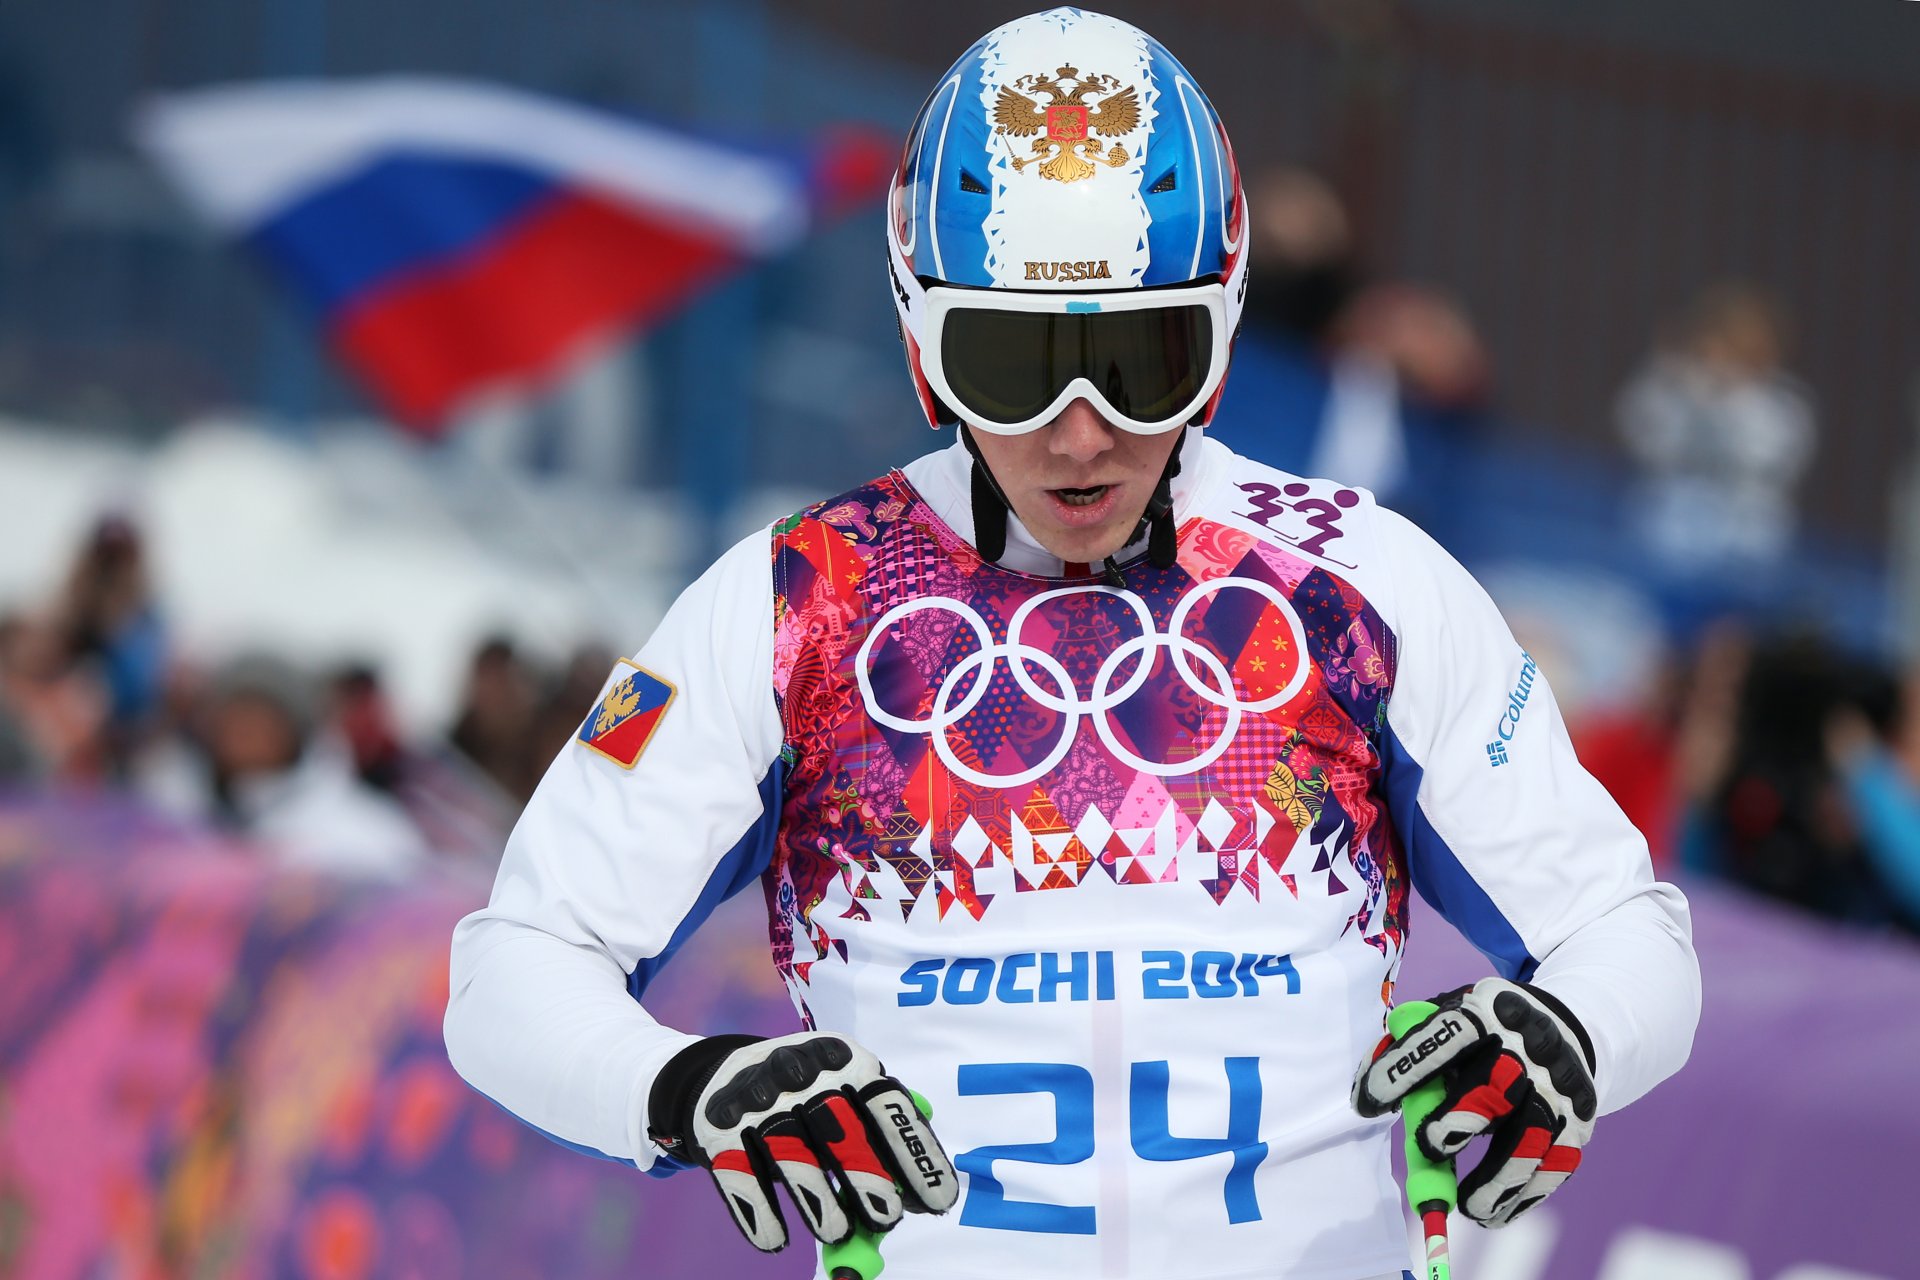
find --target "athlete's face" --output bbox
[970,399,1183,564]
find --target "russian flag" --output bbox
[137,78,891,431]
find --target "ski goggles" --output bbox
[919,281,1229,436]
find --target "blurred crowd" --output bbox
[6,514,1918,939]
[1211,164,1915,940]
[1574,625,1920,935]
[0,514,611,882]
[1,160,1913,943]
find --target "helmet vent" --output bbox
[959,167,990,195]
[1148,166,1178,194]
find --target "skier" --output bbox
[445,10,1699,1278]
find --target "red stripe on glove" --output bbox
[1511,1125,1552,1161]
[763,1134,819,1167]
[819,1095,891,1179]
[711,1148,755,1175]
[1454,1054,1525,1122]
[1540,1144,1583,1175]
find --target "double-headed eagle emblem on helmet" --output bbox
[994,65,1141,184]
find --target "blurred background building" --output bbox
[1,2,1917,1277]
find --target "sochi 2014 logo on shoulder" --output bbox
[857,579,1310,787]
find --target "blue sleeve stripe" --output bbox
[1380,721,1536,980]
[627,754,787,1000]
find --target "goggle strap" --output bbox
[961,427,1011,563]
[1144,427,1185,570]
[1148,497,1178,568]
[957,425,1185,577]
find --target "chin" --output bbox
[1035,523,1135,566]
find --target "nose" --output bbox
[1046,398,1118,464]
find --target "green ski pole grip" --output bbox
[824,1230,885,1280]
[1389,1000,1458,1280]
[822,1089,933,1280]
[1388,1001,1458,1213]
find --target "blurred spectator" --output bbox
[1316,281,1489,507]
[146,655,430,880]
[0,516,166,785]
[0,618,43,781]
[525,642,617,771]
[329,663,407,793]
[1826,671,1920,924]
[1571,660,1685,865]
[1244,167,1359,348]
[1684,632,1914,933]
[1332,284,1490,416]
[329,660,520,869]
[51,513,167,770]
[0,610,107,780]
[1209,166,1490,523]
[449,636,542,801]
[1208,167,1361,479]
[1572,622,1748,866]
[1617,282,1816,581]
[442,639,619,816]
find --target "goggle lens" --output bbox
[939,304,1214,428]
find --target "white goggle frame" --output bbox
[917,281,1230,437]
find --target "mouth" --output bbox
[1053,484,1111,508]
[1041,482,1124,529]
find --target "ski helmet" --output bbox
[886,8,1248,439]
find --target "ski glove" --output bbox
[647,1031,959,1252]
[1352,978,1599,1226]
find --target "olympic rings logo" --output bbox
[855,579,1310,788]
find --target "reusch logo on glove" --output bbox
[884,1099,946,1186]
[1384,1013,1463,1084]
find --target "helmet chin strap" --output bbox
[960,425,1186,584]
[959,425,1013,563]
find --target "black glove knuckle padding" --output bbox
[704,1036,851,1131]
[1552,1057,1598,1121]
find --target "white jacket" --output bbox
[446,432,1698,1280]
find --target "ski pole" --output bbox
[821,1089,933,1280]
[1388,1000,1459,1280]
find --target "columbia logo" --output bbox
[1486,741,1509,767]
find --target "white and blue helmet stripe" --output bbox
[887,8,1247,426]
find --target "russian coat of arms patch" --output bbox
[577,659,675,769]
